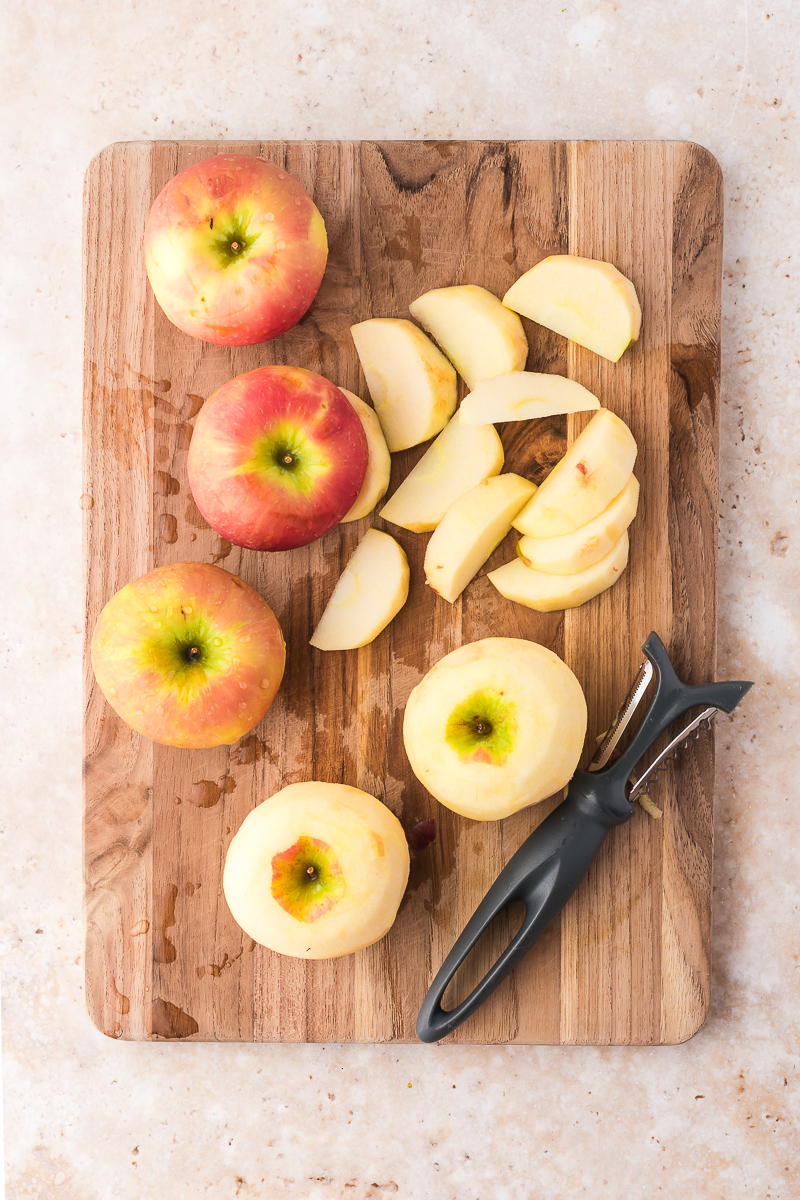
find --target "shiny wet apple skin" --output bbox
[144,153,328,346]
[187,365,369,551]
[91,562,286,749]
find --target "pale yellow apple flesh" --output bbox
[350,318,457,452]
[424,473,537,603]
[310,528,410,651]
[512,408,637,538]
[379,412,504,533]
[459,372,600,425]
[223,781,410,958]
[337,389,392,522]
[408,284,528,389]
[503,254,642,362]
[488,532,629,611]
[403,637,587,820]
[516,474,639,575]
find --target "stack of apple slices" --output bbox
[488,409,639,611]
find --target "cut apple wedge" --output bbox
[338,389,392,523]
[310,529,409,651]
[408,284,528,389]
[488,532,629,612]
[459,372,600,425]
[379,412,504,533]
[512,408,637,539]
[424,473,538,603]
[516,474,639,575]
[503,255,642,363]
[350,318,457,452]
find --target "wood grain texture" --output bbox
[83,140,722,1043]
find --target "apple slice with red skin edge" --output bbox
[187,365,368,551]
[408,284,528,389]
[337,389,391,523]
[502,254,641,363]
[379,411,504,534]
[511,408,637,539]
[350,318,458,452]
[424,473,537,603]
[516,475,639,575]
[310,528,409,651]
[144,153,328,346]
[223,782,410,958]
[91,561,286,749]
[459,372,600,425]
[403,637,587,821]
[488,531,629,612]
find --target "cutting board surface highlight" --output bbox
[83,140,722,1043]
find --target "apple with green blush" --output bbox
[403,637,587,821]
[223,782,410,959]
[187,365,369,551]
[91,561,286,749]
[144,153,328,345]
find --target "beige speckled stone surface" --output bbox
[2,1,799,1196]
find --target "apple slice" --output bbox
[424,474,537,603]
[379,412,504,533]
[517,475,639,575]
[408,284,528,389]
[350,318,457,452]
[488,532,629,612]
[459,371,600,426]
[337,389,392,523]
[310,528,409,650]
[503,255,642,362]
[512,408,637,539]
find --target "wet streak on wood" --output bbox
[83,140,721,1043]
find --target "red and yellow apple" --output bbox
[144,153,328,345]
[403,637,587,821]
[187,365,368,551]
[223,782,410,958]
[91,562,286,749]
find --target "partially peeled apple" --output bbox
[223,782,410,958]
[403,638,587,821]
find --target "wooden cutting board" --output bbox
[83,140,722,1043]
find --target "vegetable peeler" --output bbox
[416,632,752,1043]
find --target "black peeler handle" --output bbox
[415,632,753,1044]
[415,770,629,1043]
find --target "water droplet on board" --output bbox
[80,493,94,509]
[159,513,178,544]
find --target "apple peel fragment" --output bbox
[425,473,537,603]
[223,782,410,958]
[310,528,410,651]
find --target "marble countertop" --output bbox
[2,1,798,1196]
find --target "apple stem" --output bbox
[188,646,200,661]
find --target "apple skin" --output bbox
[187,366,369,551]
[223,782,410,958]
[91,562,286,749]
[144,153,328,346]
